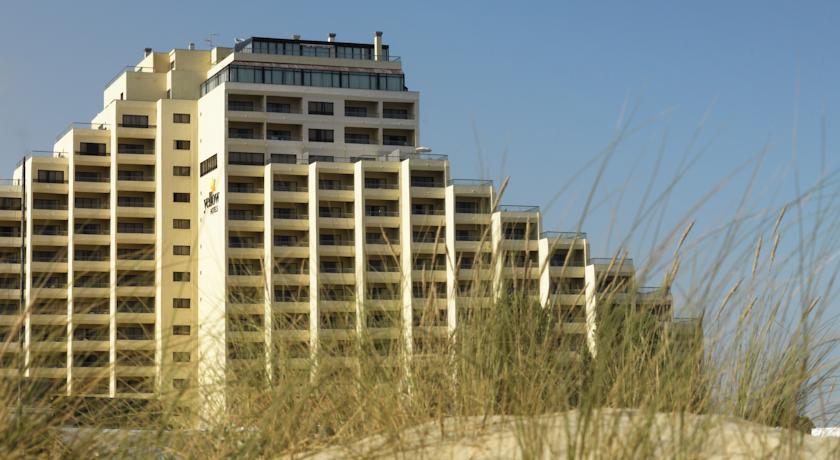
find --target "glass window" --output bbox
[173,298,190,308]
[173,113,190,123]
[173,166,190,176]
[121,115,149,128]
[173,219,190,229]
[307,101,334,115]
[308,129,334,143]
[200,155,217,176]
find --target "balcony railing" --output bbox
[412,208,445,216]
[74,280,109,288]
[273,212,307,220]
[498,205,539,213]
[117,199,154,208]
[118,147,154,155]
[590,257,634,266]
[364,182,399,189]
[56,122,110,142]
[229,184,265,193]
[116,225,153,234]
[229,212,264,221]
[319,211,353,218]
[118,123,155,129]
[33,202,68,210]
[448,179,493,186]
[273,184,307,192]
[542,231,587,239]
[318,183,354,191]
[410,180,444,188]
[365,210,399,217]
[117,174,153,181]
[365,237,399,245]
[34,178,68,184]
[230,240,264,248]
[75,175,110,183]
[319,238,353,246]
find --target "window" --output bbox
[228,127,254,139]
[172,352,190,363]
[173,193,190,203]
[173,245,190,256]
[383,108,410,119]
[173,272,190,282]
[200,154,217,176]
[229,100,255,111]
[345,133,370,144]
[173,166,190,176]
[269,153,296,164]
[166,89,171,99]
[121,114,149,128]
[383,135,409,146]
[267,129,293,141]
[173,298,190,309]
[173,219,190,229]
[307,101,334,115]
[308,129,334,143]
[79,142,106,155]
[36,170,64,184]
[172,325,190,336]
[169,60,175,70]
[345,106,368,117]
[266,102,291,113]
[174,140,191,150]
[200,64,406,96]
[173,379,188,389]
[228,152,263,165]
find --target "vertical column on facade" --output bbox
[108,128,119,396]
[490,211,504,301]
[538,237,551,308]
[262,165,274,383]
[306,162,320,367]
[66,153,76,394]
[398,160,414,357]
[352,162,366,339]
[583,263,598,357]
[443,185,457,334]
[153,113,164,396]
[21,159,33,380]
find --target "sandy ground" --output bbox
[303,409,840,459]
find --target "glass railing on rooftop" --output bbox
[498,205,539,213]
[541,231,587,239]
[448,179,493,186]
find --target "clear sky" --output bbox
[1,0,839,419]
[0,1,837,289]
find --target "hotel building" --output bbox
[0,33,674,420]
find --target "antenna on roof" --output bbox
[204,33,218,48]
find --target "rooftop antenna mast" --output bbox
[204,33,218,49]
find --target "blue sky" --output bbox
[0,1,837,284]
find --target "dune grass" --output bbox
[0,121,838,458]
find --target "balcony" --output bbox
[590,257,634,273]
[542,231,587,241]
[117,143,155,164]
